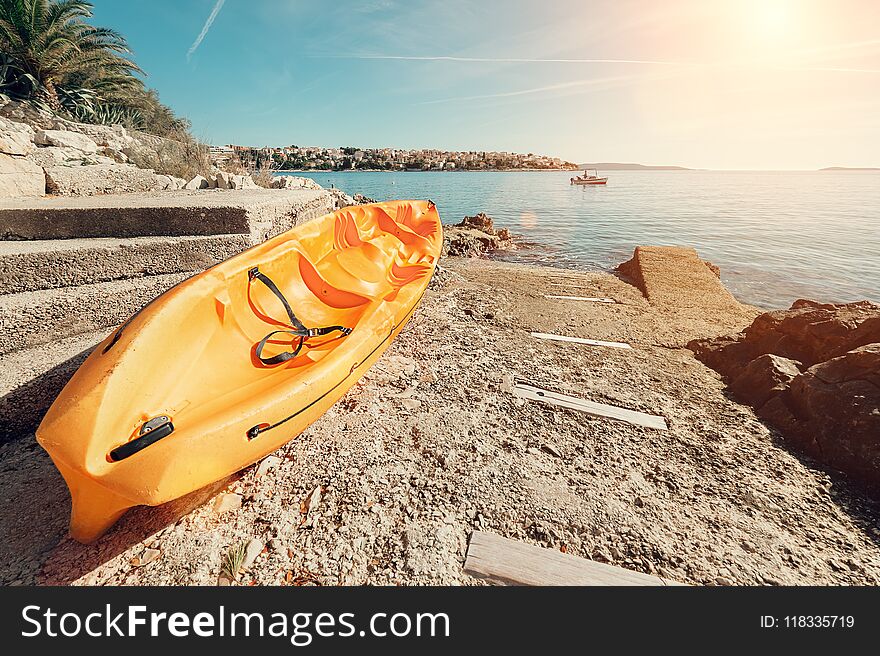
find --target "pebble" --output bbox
[131,548,161,567]
[242,539,264,570]
[256,455,282,477]
[212,493,243,515]
[402,399,422,411]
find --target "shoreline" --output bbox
[4,256,878,585]
[277,168,580,174]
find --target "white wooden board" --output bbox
[531,332,632,349]
[543,294,616,304]
[513,382,668,430]
[464,531,682,586]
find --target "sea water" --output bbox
[284,169,880,309]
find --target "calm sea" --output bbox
[284,170,880,309]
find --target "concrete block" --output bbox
[0,188,332,242]
[0,271,195,356]
[0,233,251,294]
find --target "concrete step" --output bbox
[0,330,105,443]
[0,188,332,242]
[0,233,250,294]
[0,271,194,356]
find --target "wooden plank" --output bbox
[531,332,632,349]
[513,382,668,430]
[543,294,616,304]
[464,531,681,586]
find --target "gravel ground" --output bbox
[2,258,879,586]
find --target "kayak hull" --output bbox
[36,200,442,543]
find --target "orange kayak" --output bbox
[36,200,442,543]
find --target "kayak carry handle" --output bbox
[109,417,174,462]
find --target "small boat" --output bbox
[37,200,443,542]
[570,169,608,185]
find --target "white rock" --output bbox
[184,174,210,190]
[44,164,165,196]
[230,174,259,190]
[242,538,264,569]
[34,129,99,154]
[131,548,161,567]
[26,146,85,168]
[212,492,243,515]
[302,485,322,514]
[256,455,282,478]
[0,117,36,156]
[271,175,322,191]
[100,146,128,163]
[214,171,231,189]
[0,153,45,198]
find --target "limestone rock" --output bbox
[155,174,186,191]
[0,153,45,198]
[44,164,165,196]
[728,353,802,408]
[242,538,264,569]
[100,146,128,163]
[443,212,515,257]
[271,175,322,191]
[34,129,99,154]
[184,175,210,190]
[27,146,93,168]
[328,187,355,209]
[0,117,36,156]
[255,455,282,478]
[76,124,135,151]
[229,174,259,190]
[212,493,243,515]
[213,171,231,189]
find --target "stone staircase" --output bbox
[0,188,333,442]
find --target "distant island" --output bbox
[819,167,880,171]
[579,162,692,171]
[210,144,579,172]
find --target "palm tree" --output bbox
[0,0,142,112]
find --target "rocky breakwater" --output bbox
[443,212,515,257]
[689,300,880,489]
[0,102,186,197]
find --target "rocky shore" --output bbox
[0,105,877,587]
[1,246,879,587]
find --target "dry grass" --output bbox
[127,131,213,181]
[221,155,275,189]
[251,159,275,189]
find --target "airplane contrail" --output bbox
[327,54,687,66]
[187,0,226,61]
[417,75,639,105]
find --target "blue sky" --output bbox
[91,0,880,169]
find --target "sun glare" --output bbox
[757,1,791,38]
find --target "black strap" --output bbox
[248,267,352,366]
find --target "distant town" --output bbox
[209,144,579,172]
